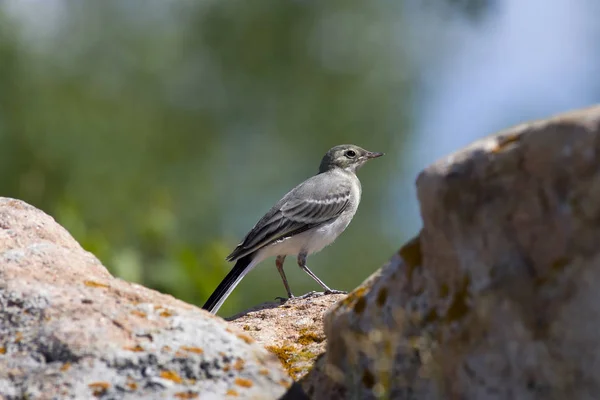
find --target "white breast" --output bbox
[254,172,361,263]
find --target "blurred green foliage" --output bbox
[0,1,415,315]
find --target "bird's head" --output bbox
[318,144,384,173]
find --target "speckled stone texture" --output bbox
[0,198,292,399]
[302,105,600,399]
[229,293,346,381]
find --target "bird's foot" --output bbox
[296,291,321,299]
[275,293,297,304]
[276,290,346,303]
[324,289,348,295]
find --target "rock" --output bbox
[0,198,292,399]
[302,105,600,399]
[229,293,345,380]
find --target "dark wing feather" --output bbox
[226,174,352,261]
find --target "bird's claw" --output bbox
[275,289,347,303]
[275,295,294,302]
[296,291,320,299]
[324,289,348,295]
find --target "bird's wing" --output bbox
[226,175,352,261]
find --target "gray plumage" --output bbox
[202,144,383,314]
[226,173,354,261]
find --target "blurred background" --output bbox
[1,0,599,316]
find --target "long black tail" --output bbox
[202,254,254,314]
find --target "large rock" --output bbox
[302,105,600,399]
[0,198,292,399]
[229,294,345,381]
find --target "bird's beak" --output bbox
[365,151,384,159]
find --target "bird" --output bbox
[202,144,384,314]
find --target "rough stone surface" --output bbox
[229,294,345,380]
[302,105,600,399]
[0,198,292,399]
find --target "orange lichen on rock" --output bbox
[174,392,199,399]
[123,345,144,352]
[88,382,110,397]
[236,332,254,344]
[130,310,147,318]
[160,370,183,384]
[84,280,109,289]
[279,379,291,388]
[233,358,245,371]
[234,378,253,388]
[126,380,138,391]
[179,346,204,354]
[490,132,521,153]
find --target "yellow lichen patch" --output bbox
[126,380,138,391]
[236,332,254,344]
[160,370,183,384]
[174,392,199,399]
[490,132,521,154]
[376,287,388,307]
[288,367,306,378]
[258,368,270,376]
[84,280,109,289]
[60,362,71,372]
[234,378,253,388]
[130,310,147,318]
[362,368,375,389]
[266,344,296,376]
[0,347,6,354]
[298,350,317,361]
[297,328,325,345]
[162,345,172,352]
[233,358,245,371]
[226,389,239,396]
[180,346,204,355]
[266,343,318,379]
[88,382,110,397]
[159,310,174,318]
[375,370,391,397]
[124,345,144,352]
[353,296,367,314]
[341,287,367,307]
[399,236,422,281]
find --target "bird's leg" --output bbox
[297,252,347,296]
[274,255,295,301]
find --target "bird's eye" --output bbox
[345,150,357,158]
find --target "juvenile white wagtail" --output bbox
[202,144,384,314]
